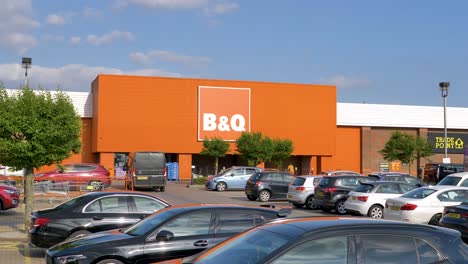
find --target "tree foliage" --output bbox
[0,84,81,229]
[270,138,294,169]
[200,137,230,174]
[379,131,433,173]
[236,132,293,167]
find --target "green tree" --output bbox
[379,131,432,173]
[200,137,230,174]
[0,85,81,229]
[235,132,275,167]
[270,138,294,169]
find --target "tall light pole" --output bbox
[439,82,449,163]
[22,57,32,86]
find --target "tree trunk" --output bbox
[24,167,34,231]
[214,156,219,175]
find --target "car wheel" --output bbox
[66,230,91,241]
[258,190,271,202]
[0,199,3,211]
[305,196,319,210]
[246,195,257,201]
[429,213,442,226]
[292,203,304,208]
[96,259,124,264]
[335,200,347,215]
[367,205,383,219]
[216,182,227,192]
[160,186,165,192]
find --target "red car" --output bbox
[0,183,20,211]
[35,163,111,188]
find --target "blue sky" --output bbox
[1,0,467,107]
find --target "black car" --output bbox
[180,217,468,264]
[45,204,291,264]
[29,191,170,248]
[244,172,293,202]
[368,172,426,188]
[440,201,468,242]
[312,175,374,215]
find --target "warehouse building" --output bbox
[45,74,468,180]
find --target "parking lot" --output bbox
[0,181,327,263]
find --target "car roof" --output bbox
[296,175,322,178]
[259,217,460,237]
[420,185,468,191]
[155,203,291,216]
[361,181,410,186]
[443,172,468,178]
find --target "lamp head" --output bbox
[439,82,449,97]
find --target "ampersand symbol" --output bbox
[218,116,230,131]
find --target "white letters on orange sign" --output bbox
[202,113,246,132]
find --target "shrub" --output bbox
[193,176,207,185]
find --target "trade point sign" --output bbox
[427,132,467,154]
[198,86,251,141]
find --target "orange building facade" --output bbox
[60,74,360,180]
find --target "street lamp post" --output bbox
[439,82,449,163]
[22,57,32,86]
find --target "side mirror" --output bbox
[122,164,128,171]
[156,230,174,242]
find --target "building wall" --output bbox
[333,127,361,172]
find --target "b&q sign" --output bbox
[427,132,467,154]
[198,86,251,141]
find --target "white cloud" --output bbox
[69,36,81,45]
[129,50,212,67]
[204,2,239,15]
[0,0,39,53]
[320,75,372,89]
[0,63,181,92]
[86,30,135,45]
[114,0,239,15]
[46,14,67,25]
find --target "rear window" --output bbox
[437,176,461,186]
[249,173,263,182]
[354,184,374,193]
[319,177,333,187]
[135,152,166,170]
[401,188,437,199]
[292,177,306,186]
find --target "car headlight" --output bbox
[3,189,19,195]
[55,254,87,264]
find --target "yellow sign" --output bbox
[435,137,464,149]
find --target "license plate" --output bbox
[350,196,356,201]
[138,176,148,180]
[447,213,461,219]
[287,195,293,199]
[86,185,94,190]
[390,206,400,211]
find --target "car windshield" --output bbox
[401,188,437,199]
[215,168,231,177]
[195,229,291,264]
[124,209,178,236]
[354,184,374,193]
[437,176,461,186]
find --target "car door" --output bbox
[269,173,285,199]
[230,168,246,189]
[141,210,214,263]
[83,195,140,232]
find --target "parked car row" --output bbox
[46,204,290,264]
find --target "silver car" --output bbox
[287,175,322,209]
